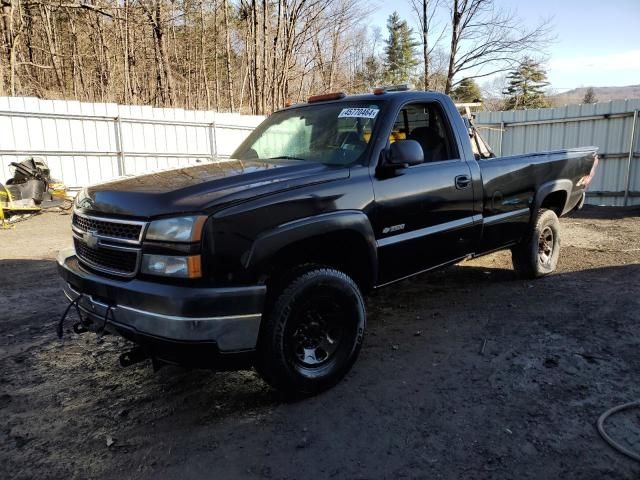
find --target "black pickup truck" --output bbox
[57,89,599,395]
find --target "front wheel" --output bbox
[511,208,561,278]
[255,267,366,396]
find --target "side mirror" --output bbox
[387,140,424,167]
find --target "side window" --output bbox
[390,103,458,162]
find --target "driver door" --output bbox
[373,101,479,284]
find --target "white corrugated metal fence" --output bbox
[3,96,639,207]
[0,97,265,190]
[474,99,640,206]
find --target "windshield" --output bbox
[232,101,384,166]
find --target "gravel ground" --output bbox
[1,206,639,479]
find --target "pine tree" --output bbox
[383,12,419,84]
[356,55,383,90]
[503,57,550,110]
[583,87,597,104]
[452,78,482,103]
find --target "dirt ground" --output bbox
[1,206,639,479]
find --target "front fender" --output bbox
[243,210,378,282]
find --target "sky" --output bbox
[370,0,640,91]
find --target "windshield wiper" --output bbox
[263,155,305,161]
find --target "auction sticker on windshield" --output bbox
[338,107,379,119]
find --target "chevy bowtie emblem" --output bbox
[84,229,99,249]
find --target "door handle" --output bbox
[455,175,471,189]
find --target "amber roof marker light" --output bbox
[307,92,346,103]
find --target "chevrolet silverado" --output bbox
[57,89,599,396]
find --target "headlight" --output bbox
[74,187,92,209]
[141,254,202,278]
[145,215,206,242]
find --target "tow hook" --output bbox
[72,322,89,334]
[119,347,149,367]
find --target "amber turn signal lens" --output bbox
[186,255,202,278]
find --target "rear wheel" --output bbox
[511,208,561,278]
[255,267,366,396]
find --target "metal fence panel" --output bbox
[475,99,640,206]
[0,97,265,190]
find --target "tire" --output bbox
[255,267,366,396]
[511,208,561,279]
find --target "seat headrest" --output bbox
[409,126,442,139]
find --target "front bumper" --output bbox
[57,248,266,355]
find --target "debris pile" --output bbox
[1,157,71,226]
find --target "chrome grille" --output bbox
[73,213,143,241]
[72,211,146,277]
[74,237,138,275]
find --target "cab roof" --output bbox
[283,90,450,111]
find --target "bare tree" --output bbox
[222,0,234,112]
[444,0,552,94]
[199,0,210,109]
[140,0,176,106]
[409,0,445,90]
[269,0,282,112]
[582,86,597,104]
[0,0,375,113]
[1,0,23,95]
[213,0,221,110]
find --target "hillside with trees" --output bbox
[550,85,640,105]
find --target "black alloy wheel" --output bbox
[255,267,366,396]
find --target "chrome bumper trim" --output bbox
[63,283,262,351]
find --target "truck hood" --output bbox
[75,159,349,218]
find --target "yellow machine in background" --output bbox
[1,158,71,226]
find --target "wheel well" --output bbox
[260,230,375,294]
[540,190,567,216]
